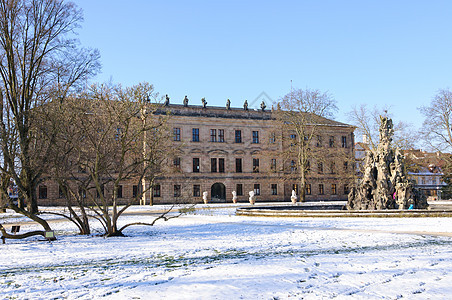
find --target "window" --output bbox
[173,157,181,169]
[58,185,64,198]
[173,128,181,141]
[219,158,225,173]
[236,158,242,173]
[318,162,323,174]
[96,185,105,198]
[290,160,296,172]
[293,184,298,194]
[153,184,161,197]
[174,185,181,197]
[235,130,242,143]
[117,185,123,198]
[236,184,243,196]
[331,184,337,195]
[306,184,311,195]
[218,129,224,142]
[79,188,86,199]
[319,184,324,195]
[330,162,336,174]
[193,184,200,197]
[271,184,278,195]
[193,158,200,173]
[342,136,347,148]
[329,136,335,147]
[344,161,348,171]
[316,135,322,147]
[115,127,122,141]
[290,134,296,146]
[344,184,350,195]
[133,185,138,198]
[254,184,260,195]
[253,158,259,173]
[271,159,277,172]
[210,129,217,142]
[306,160,311,171]
[252,131,259,143]
[270,132,276,143]
[38,185,47,199]
[192,128,199,142]
[211,158,217,172]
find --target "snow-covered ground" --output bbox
[1,204,452,299]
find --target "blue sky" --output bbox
[72,0,452,131]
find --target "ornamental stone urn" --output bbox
[291,190,298,205]
[202,191,208,204]
[232,191,238,204]
[248,191,256,205]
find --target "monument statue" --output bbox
[202,191,208,204]
[243,100,248,110]
[201,97,207,108]
[347,116,428,210]
[226,99,231,110]
[183,95,189,107]
[260,100,266,111]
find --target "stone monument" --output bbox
[347,116,428,210]
[202,191,208,204]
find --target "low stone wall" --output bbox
[236,206,452,218]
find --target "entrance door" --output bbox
[211,183,226,202]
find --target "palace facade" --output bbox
[36,101,356,205]
[150,102,355,204]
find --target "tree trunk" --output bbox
[300,171,306,202]
[8,201,51,231]
[27,185,39,215]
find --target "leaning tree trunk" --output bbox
[8,201,51,231]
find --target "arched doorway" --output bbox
[211,183,226,202]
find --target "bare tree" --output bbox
[274,88,344,202]
[419,88,452,198]
[419,88,452,152]
[348,104,418,151]
[44,82,181,237]
[0,0,100,236]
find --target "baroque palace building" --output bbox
[36,99,356,205]
[149,100,355,204]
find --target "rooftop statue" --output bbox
[201,97,207,108]
[260,100,266,111]
[226,99,231,110]
[183,95,189,107]
[164,94,170,106]
[243,100,248,110]
[347,116,428,210]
